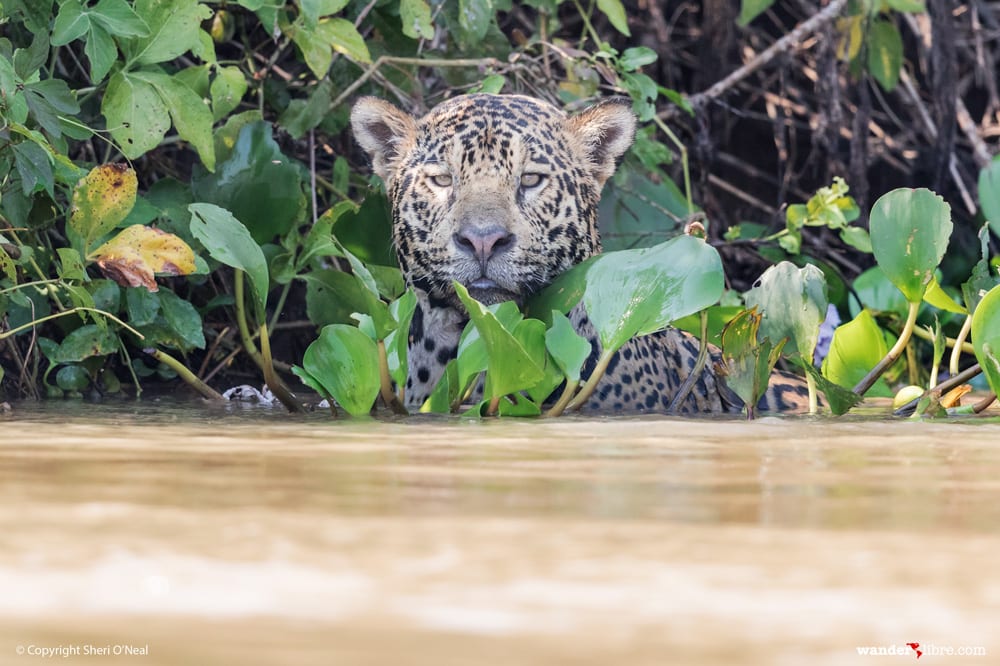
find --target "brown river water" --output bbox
[1,399,998,665]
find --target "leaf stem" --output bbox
[0,307,144,341]
[233,270,264,370]
[144,347,224,401]
[258,322,304,413]
[852,300,919,396]
[893,363,982,417]
[567,349,614,412]
[543,378,580,418]
[668,310,710,413]
[487,395,501,416]
[377,340,408,415]
[949,315,973,376]
[909,322,975,354]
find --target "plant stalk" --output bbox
[668,310,711,413]
[233,270,265,371]
[567,349,614,412]
[852,300,919,396]
[144,348,225,401]
[543,378,580,418]
[949,315,973,376]
[893,363,982,417]
[258,322,305,413]
[377,340,408,415]
[0,307,144,341]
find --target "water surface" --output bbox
[2,400,998,664]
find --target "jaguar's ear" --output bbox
[566,98,637,186]
[351,97,417,181]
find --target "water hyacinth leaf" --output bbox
[962,225,999,312]
[455,300,523,395]
[869,188,952,303]
[497,396,542,417]
[545,310,591,383]
[300,324,380,416]
[978,158,1000,240]
[385,290,417,389]
[745,261,828,362]
[583,234,724,351]
[91,225,197,292]
[719,308,786,416]
[420,359,460,414]
[801,364,862,416]
[191,122,305,243]
[188,203,269,318]
[454,282,543,399]
[56,364,91,392]
[512,317,561,405]
[923,276,966,314]
[54,323,119,363]
[523,256,596,324]
[69,164,138,252]
[821,309,892,397]
[971,284,1000,396]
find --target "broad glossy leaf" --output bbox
[867,19,902,91]
[102,71,171,159]
[69,164,138,252]
[869,188,952,303]
[300,324,380,416]
[545,310,590,383]
[54,324,118,363]
[126,287,160,326]
[923,276,966,314]
[400,0,434,39]
[456,300,523,395]
[596,0,630,36]
[126,0,212,65]
[90,0,149,36]
[189,203,269,318]
[319,17,371,64]
[131,70,215,171]
[385,290,418,389]
[51,0,90,45]
[971,284,1000,397]
[513,318,560,405]
[744,262,828,361]
[420,359,459,414]
[84,23,116,83]
[91,225,197,292]
[56,364,91,392]
[978,158,1000,240]
[962,224,999,312]
[158,288,205,350]
[191,122,305,243]
[583,234,724,351]
[454,282,544,399]
[802,363,862,416]
[820,309,892,397]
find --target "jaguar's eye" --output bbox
[429,173,453,188]
[520,173,546,189]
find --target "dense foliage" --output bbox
[1,0,1000,417]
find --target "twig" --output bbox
[665,0,850,117]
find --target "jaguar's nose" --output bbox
[453,225,515,265]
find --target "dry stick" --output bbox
[662,0,850,118]
[329,56,502,112]
[893,362,982,416]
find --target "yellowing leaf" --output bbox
[91,224,197,292]
[69,163,138,253]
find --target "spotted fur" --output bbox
[351,94,810,414]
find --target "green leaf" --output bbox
[278,78,334,139]
[867,19,903,91]
[57,247,86,281]
[300,324,380,416]
[839,225,872,253]
[420,359,459,413]
[54,324,119,363]
[126,287,160,326]
[69,163,138,253]
[850,265,910,319]
[745,262,828,362]
[454,282,544,399]
[458,0,493,42]
[51,0,91,45]
[191,122,305,243]
[90,0,149,36]
[619,46,657,71]
[318,17,372,64]
[801,363,862,416]
[102,71,171,159]
[737,0,774,26]
[978,157,1000,240]
[158,288,206,350]
[885,0,925,12]
[719,308,786,415]
[188,203,270,319]
[130,70,215,171]
[971,284,1000,397]
[385,290,418,389]
[583,234,724,351]
[821,309,892,397]
[56,364,91,392]
[299,0,349,23]
[126,0,213,65]
[210,66,248,122]
[84,23,117,83]
[545,310,590,383]
[869,188,952,303]
[400,0,434,39]
[962,224,999,313]
[12,140,54,196]
[597,0,630,36]
[923,276,966,314]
